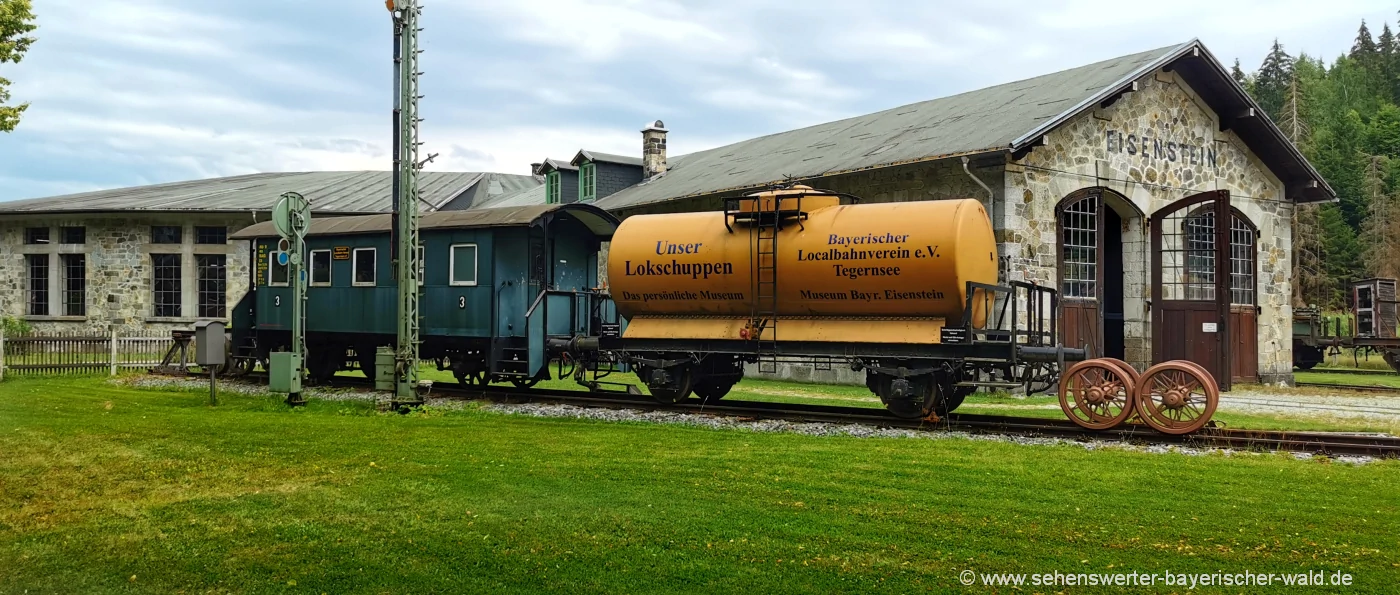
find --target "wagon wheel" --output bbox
[1170,360,1220,399]
[1097,357,1140,386]
[454,367,490,387]
[1133,361,1219,435]
[693,378,736,402]
[510,377,540,390]
[1058,359,1134,430]
[647,366,693,404]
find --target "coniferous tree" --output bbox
[1278,70,1329,306]
[1379,23,1398,101]
[1360,155,1400,279]
[1231,58,1248,86]
[1255,40,1293,120]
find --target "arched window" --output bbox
[1059,194,1098,299]
[1166,207,1255,304]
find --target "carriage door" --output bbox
[1152,190,1232,390]
[1058,192,1124,358]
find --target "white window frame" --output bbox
[309,249,332,287]
[449,243,479,286]
[268,251,290,287]
[352,247,377,287]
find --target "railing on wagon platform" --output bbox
[0,330,176,379]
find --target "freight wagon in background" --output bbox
[1293,278,1400,372]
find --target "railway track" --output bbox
[1296,382,1400,394]
[220,372,1400,458]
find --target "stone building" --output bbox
[0,170,539,335]
[594,39,1333,386]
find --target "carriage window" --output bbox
[310,250,332,286]
[1229,215,1255,305]
[268,251,289,287]
[1059,195,1098,299]
[450,244,478,286]
[353,248,376,286]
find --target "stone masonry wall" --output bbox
[1007,69,1294,384]
[0,214,257,335]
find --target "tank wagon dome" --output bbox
[230,202,619,239]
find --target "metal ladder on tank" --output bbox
[752,199,780,374]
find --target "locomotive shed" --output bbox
[592,39,1335,390]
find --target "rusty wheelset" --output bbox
[1058,358,1220,434]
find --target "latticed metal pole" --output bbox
[389,0,428,406]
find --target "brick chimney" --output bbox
[642,120,668,178]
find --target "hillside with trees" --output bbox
[1234,20,1400,307]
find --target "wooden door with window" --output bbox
[1152,191,1233,390]
[1058,193,1103,358]
[1227,211,1259,383]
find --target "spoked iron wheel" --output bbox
[1058,359,1135,430]
[1097,357,1140,387]
[1133,361,1219,435]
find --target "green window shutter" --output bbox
[546,171,560,204]
[580,163,596,202]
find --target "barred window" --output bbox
[1229,215,1255,305]
[1059,195,1098,299]
[60,226,85,244]
[26,254,48,316]
[151,225,182,244]
[195,226,227,244]
[310,249,332,286]
[1183,211,1216,301]
[353,248,376,286]
[25,227,49,245]
[152,253,182,317]
[197,254,226,318]
[61,254,86,316]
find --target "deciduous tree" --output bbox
[0,0,36,132]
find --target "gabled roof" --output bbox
[231,202,619,240]
[596,39,1333,211]
[0,171,539,215]
[472,183,547,209]
[571,150,643,167]
[538,158,578,173]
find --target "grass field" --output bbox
[2,375,1399,593]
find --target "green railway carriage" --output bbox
[229,203,619,384]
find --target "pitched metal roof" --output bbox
[571,150,643,167]
[539,158,577,173]
[230,202,619,239]
[471,183,547,209]
[596,39,1334,210]
[0,171,536,215]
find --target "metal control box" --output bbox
[269,352,302,394]
[193,320,226,367]
[375,347,395,391]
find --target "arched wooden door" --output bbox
[1151,190,1236,390]
[1056,189,1129,360]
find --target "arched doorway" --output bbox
[1150,190,1257,389]
[1056,188,1142,360]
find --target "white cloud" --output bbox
[2,0,1398,201]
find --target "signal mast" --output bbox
[387,0,435,407]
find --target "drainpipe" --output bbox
[961,155,994,201]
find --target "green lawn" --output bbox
[1295,369,1400,390]
[2,376,1399,593]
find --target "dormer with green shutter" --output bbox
[570,150,643,203]
[536,158,579,204]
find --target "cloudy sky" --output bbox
[0,0,1395,201]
